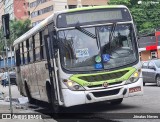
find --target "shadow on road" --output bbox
[27,99,139,121]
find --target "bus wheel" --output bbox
[46,83,60,113]
[156,75,160,87]
[110,98,123,105]
[25,82,34,104]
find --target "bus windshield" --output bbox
[58,23,138,72]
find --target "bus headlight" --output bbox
[63,79,85,91]
[125,70,141,84]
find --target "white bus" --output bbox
[13,5,143,113]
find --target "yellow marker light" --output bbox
[134,72,139,77]
[68,81,73,87]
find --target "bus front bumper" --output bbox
[62,78,143,107]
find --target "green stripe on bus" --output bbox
[69,67,136,86]
[67,5,123,13]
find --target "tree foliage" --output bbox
[109,0,160,34]
[0,19,31,51]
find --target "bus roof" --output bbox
[67,5,127,13]
[13,5,128,46]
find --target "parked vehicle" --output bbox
[142,59,160,86]
[0,71,16,85]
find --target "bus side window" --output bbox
[16,44,21,66]
[34,33,40,61]
[20,43,23,65]
[40,31,44,60]
[29,37,33,62]
[26,39,30,63]
[20,42,24,65]
[23,40,28,64]
[32,36,36,61]
[41,28,48,59]
[48,23,58,58]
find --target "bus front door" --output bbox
[44,35,61,110]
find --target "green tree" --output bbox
[0,19,31,51]
[9,19,31,45]
[0,28,5,53]
[109,0,160,35]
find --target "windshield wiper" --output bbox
[75,22,100,49]
[75,23,97,39]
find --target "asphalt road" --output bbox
[27,83,160,122]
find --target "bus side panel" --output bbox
[19,65,29,96]
[16,66,24,96]
[28,63,41,100]
[34,61,50,102]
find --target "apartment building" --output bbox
[138,31,160,61]
[68,0,108,9]
[3,0,29,20]
[28,0,67,27]
[28,0,108,27]
[4,0,14,19]
[14,0,29,20]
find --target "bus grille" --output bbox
[78,70,128,82]
[92,88,120,97]
[87,81,123,88]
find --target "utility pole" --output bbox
[2,13,13,114]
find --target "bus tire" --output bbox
[143,82,145,86]
[46,82,60,113]
[25,82,34,104]
[110,98,123,105]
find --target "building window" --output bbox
[34,33,41,61]
[30,1,37,8]
[31,5,53,18]
[32,19,43,27]
[151,51,157,59]
[68,5,77,9]
[28,11,30,15]
[83,5,89,7]
[30,0,51,8]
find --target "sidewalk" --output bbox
[0,85,22,113]
[0,85,22,98]
[0,85,57,122]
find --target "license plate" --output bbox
[129,86,141,93]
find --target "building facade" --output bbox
[4,0,14,20]
[138,31,160,61]
[3,0,29,20]
[28,0,67,27]
[28,0,109,27]
[0,0,4,27]
[68,0,108,9]
[14,0,29,20]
